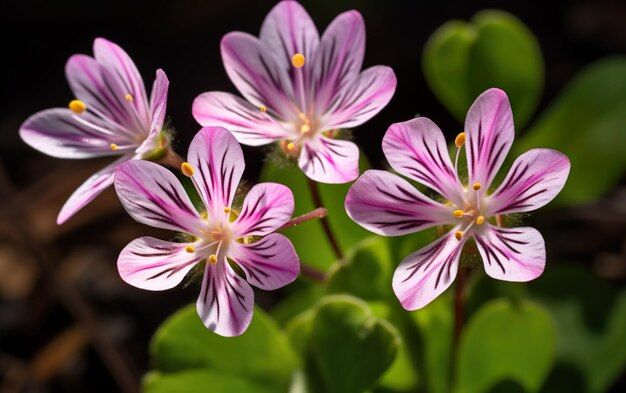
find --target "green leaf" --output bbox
[514,57,626,204]
[456,299,556,393]
[260,155,371,270]
[149,304,299,392]
[423,10,543,129]
[143,370,276,393]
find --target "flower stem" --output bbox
[306,178,343,260]
[278,207,328,230]
[453,266,468,348]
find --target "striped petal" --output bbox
[149,69,169,133]
[187,127,245,216]
[473,225,545,282]
[487,148,570,215]
[383,117,461,204]
[114,160,205,235]
[118,237,202,290]
[233,183,294,238]
[196,260,254,337]
[392,228,464,310]
[298,136,359,184]
[229,234,299,290]
[465,88,515,188]
[345,170,454,236]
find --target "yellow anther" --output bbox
[223,207,231,214]
[473,182,482,191]
[125,94,133,101]
[110,143,118,151]
[452,210,465,218]
[69,99,86,114]
[181,162,195,177]
[300,124,310,133]
[260,105,267,113]
[185,245,195,253]
[291,53,305,68]
[286,142,295,151]
[455,132,466,148]
[209,254,218,264]
[476,216,485,225]
[455,231,464,241]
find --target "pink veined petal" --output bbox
[312,10,365,114]
[114,160,206,235]
[473,225,545,282]
[345,170,455,236]
[298,136,359,184]
[118,237,202,291]
[187,127,245,215]
[229,233,299,290]
[392,228,465,310]
[465,88,515,188]
[487,148,571,215]
[318,66,397,130]
[259,0,319,106]
[233,183,294,238]
[192,92,292,146]
[221,32,297,123]
[196,260,254,337]
[93,38,150,127]
[383,117,461,205]
[57,154,132,224]
[149,69,169,133]
[20,108,133,159]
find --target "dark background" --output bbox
[0,0,625,392]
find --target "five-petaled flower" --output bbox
[192,0,397,184]
[345,88,570,310]
[114,126,299,336]
[19,38,170,224]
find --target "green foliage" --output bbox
[143,370,276,393]
[423,10,543,129]
[456,299,557,393]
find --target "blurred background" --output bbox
[1,0,625,392]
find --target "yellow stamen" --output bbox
[223,207,231,214]
[209,254,218,264]
[473,182,482,191]
[110,143,118,151]
[181,162,195,177]
[476,216,485,225]
[455,231,464,241]
[455,132,466,148]
[125,94,133,101]
[185,245,195,253]
[68,99,86,114]
[452,209,465,218]
[300,124,310,133]
[286,142,295,151]
[291,53,305,68]
[260,104,267,113]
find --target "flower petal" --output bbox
[318,66,397,130]
[383,118,461,204]
[149,69,169,132]
[196,261,254,337]
[312,10,365,113]
[192,92,292,146]
[57,154,132,224]
[487,148,571,215]
[187,127,245,215]
[298,136,359,184]
[465,88,515,188]
[118,237,202,290]
[473,225,545,282]
[20,108,129,159]
[392,229,464,310]
[233,183,294,238]
[229,233,299,290]
[114,160,205,235]
[345,170,455,236]
[221,32,297,122]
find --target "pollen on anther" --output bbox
[260,105,267,113]
[291,53,305,68]
[287,142,295,151]
[452,209,465,218]
[125,94,133,101]
[455,231,464,241]
[185,245,195,253]
[209,254,218,264]
[455,132,466,148]
[110,143,118,151]
[69,100,86,114]
[473,182,482,190]
[476,216,485,225]
[181,162,195,177]
[300,124,310,133]
[223,207,231,214]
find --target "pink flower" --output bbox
[345,88,570,310]
[114,127,299,336]
[19,38,169,224]
[192,0,397,184]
